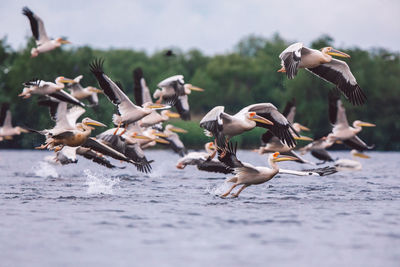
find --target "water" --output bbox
[1,150,399,267]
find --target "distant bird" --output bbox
[165,50,175,57]
[278,43,366,105]
[90,59,170,135]
[20,77,85,107]
[153,75,204,120]
[328,90,375,151]
[218,143,297,198]
[0,103,28,140]
[334,149,369,171]
[299,136,335,164]
[22,7,71,57]
[200,103,298,152]
[132,67,180,127]
[66,75,103,107]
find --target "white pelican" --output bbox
[20,77,85,107]
[299,136,335,164]
[132,68,180,127]
[200,103,297,151]
[334,150,369,171]
[0,103,28,140]
[153,75,204,120]
[66,75,103,107]
[278,42,366,105]
[90,59,169,135]
[22,7,71,58]
[328,90,375,150]
[217,143,297,198]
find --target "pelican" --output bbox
[153,75,204,120]
[217,143,298,198]
[133,68,180,127]
[278,43,366,105]
[0,103,28,140]
[256,99,314,164]
[90,59,169,135]
[20,77,85,107]
[200,103,297,153]
[299,136,335,164]
[328,90,375,151]
[159,124,188,157]
[66,75,103,107]
[335,150,369,171]
[22,7,71,57]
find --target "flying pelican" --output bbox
[133,68,180,127]
[278,42,366,105]
[22,7,71,57]
[159,124,188,157]
[20,77,85,107]
[0,103,28,140]
[217,143,297,198]
[200,103,297,153]
[299,136,335,164]
[153,75,204,120]
[334,150,369,171]
[328,90,375,151]
[90,59,170,135]
[66,75,103,107]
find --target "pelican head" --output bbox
[322,47,350,58]
[292,122,310,132]
[247,112,274,125]
[161,110,180,118]
[351,149,370,159]
[55,37,71,45]
[205,142,216,153]
[165,124,188,133]
[270,152,298,162]
[353,120,376,128]
[184,84,204,94]
[81,117,106,127]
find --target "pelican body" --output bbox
[0,103,28,140]
[335,150,369,171]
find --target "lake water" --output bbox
[1,150,399,267]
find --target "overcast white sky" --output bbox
[0,0,399,55]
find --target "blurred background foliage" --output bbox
[0,34,399,150]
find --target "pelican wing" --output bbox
[158,75,185,96]
[163,133,187,157]
[282,98,296,124]
[67,82,84,93]
[281,150,315,165]
[37,97,59,121]
[66,106,86,127]
[82,137,131,162]
[0,103,10,127]
[76,147,123,169]
[90,59,140,117]
[217,142,244,169]
[52,130,75,140]
[56,146,78,165]
[197,160,234,174]
[307,59,366,105]
[87,93,99,107]
[279,166,337,176]
[328,90,349,126]
[310,149,334,162]
[261,130,274,145]
[48,90,85,107]
[279,43,312,79]
[133,67,153,106]
[247,103,298,147]
[199,106,227,148]
[22,7,49,45]
[174,95,190,120]
[342,136,374,151]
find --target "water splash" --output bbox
[205,179,233,196]
[33,161,59,178]
[84,169,119,195]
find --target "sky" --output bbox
[0,0,399,55]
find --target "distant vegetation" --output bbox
[0,34,399,150]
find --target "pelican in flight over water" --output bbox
[0,103,28,140]
[300,136,335,164]
[328,90,375,151]
[278,43,366,105]
[22,7,71,57]
[66,75,103,107]
[334,150,369,171]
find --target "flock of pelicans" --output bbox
[0,7,376,198]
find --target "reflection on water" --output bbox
[0,150,399,267]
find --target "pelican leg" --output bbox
[155,95,163,104]
[231,184,249,198]
[221,183,239,198]
[219,138,230,159]
[35,141,52,150]
[54,145,64,152]
[119,127,127,136]
[113,122,122,135]
[277,66,286,73]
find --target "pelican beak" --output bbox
[294,135,313,141]
[327,48,350,58]
[88,87,104,94]
[249,112,274,125]
[273,155,298,162]
[60,39,71,44]
[166,111,180,118]
[357,122,376,127]
[59,77,75,83]
[189,86,204,92]
[335,140,343,144]
[84,119,106,127]
[147,104,171,110]
[176,163,186,169]
[155,138,170,144]
[298,124,310,131]
[208,142,216,150]
[354,152,370,159]
[153,132,168,138]
[131,133,152,140]
[170,127,188,133]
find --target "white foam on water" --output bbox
[205,178,233,196]
[84,169,119,195]
[33,161,59,178]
